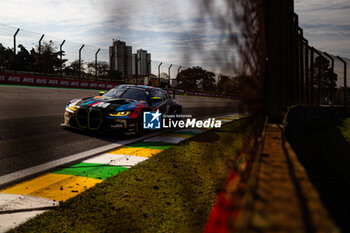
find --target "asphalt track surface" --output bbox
[0,85,239,177]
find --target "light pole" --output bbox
[158,62,162,87]
[60,40,65,78]
[13,28,20,73]
[95,48,100,81]
[136,57,141,84]
[175,66,182,95]
[39,34,44,73]
[79,44,85,79]
[177,66,182,76]
[336,56,347,107]
[324,52,334,105]
[168,64,173,87]
[39,34,44,55]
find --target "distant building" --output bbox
[110,40,152,79]
[109,40,132,78]
[132,49,151,76]
[125,46,132,78]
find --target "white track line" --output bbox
[0,194,58,233]
[83,153,148,168]
[174,129,207,134]
[0,131,166,187]
[143,136,187,144]
[0,210,45,233]
[0,194,58,212]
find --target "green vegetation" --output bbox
[311,56,338,104]
[287,118,350,233]
[176,66,216,92]
[0,42,120,81]
[0,42,65,74]
[10,119,250,233]
[338,118,350,142]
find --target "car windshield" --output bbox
[103,88,148,100]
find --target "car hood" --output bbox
[68,96,149,111]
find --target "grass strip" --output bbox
[10,119,251,233]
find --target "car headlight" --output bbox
[68,106,77,111]
[65,106,77,113]
[109,111,131,117]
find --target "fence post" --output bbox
[79,44,85,79]
[158,62,162,86]
[298,27,304,104]
[168,64,173,87]
[323,52,334,105]
[310,47,315,105]
[294,14,300,104]
[60,40,65,78]
[95,48,100,81]
[314,49,323,105]
[337,56,347,107]
[38,34,44,74]
[13,28,20,74]
[303,39,309,104]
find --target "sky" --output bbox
[0,0,349,78]
[294,0,350,84]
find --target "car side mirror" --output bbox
[99,91,105,96]
[151,96,162,102]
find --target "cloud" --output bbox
[1,0,347,76]
[295,0,350,58]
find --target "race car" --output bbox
[62,85,182,135]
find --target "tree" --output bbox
[0,43,8,70]
[0,42,66,74]
[87,61,109,79]
[231,75,254,99]
[0,43,15,71]
[109,70,123,81]
[65,59,85,76]
[17,44,35,71]
[160,72,169,80]
[217,75,235,95]
[36,41,66,74]
[176,66,216,91]
[311,56,337,103]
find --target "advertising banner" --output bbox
[0,73,120,90]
